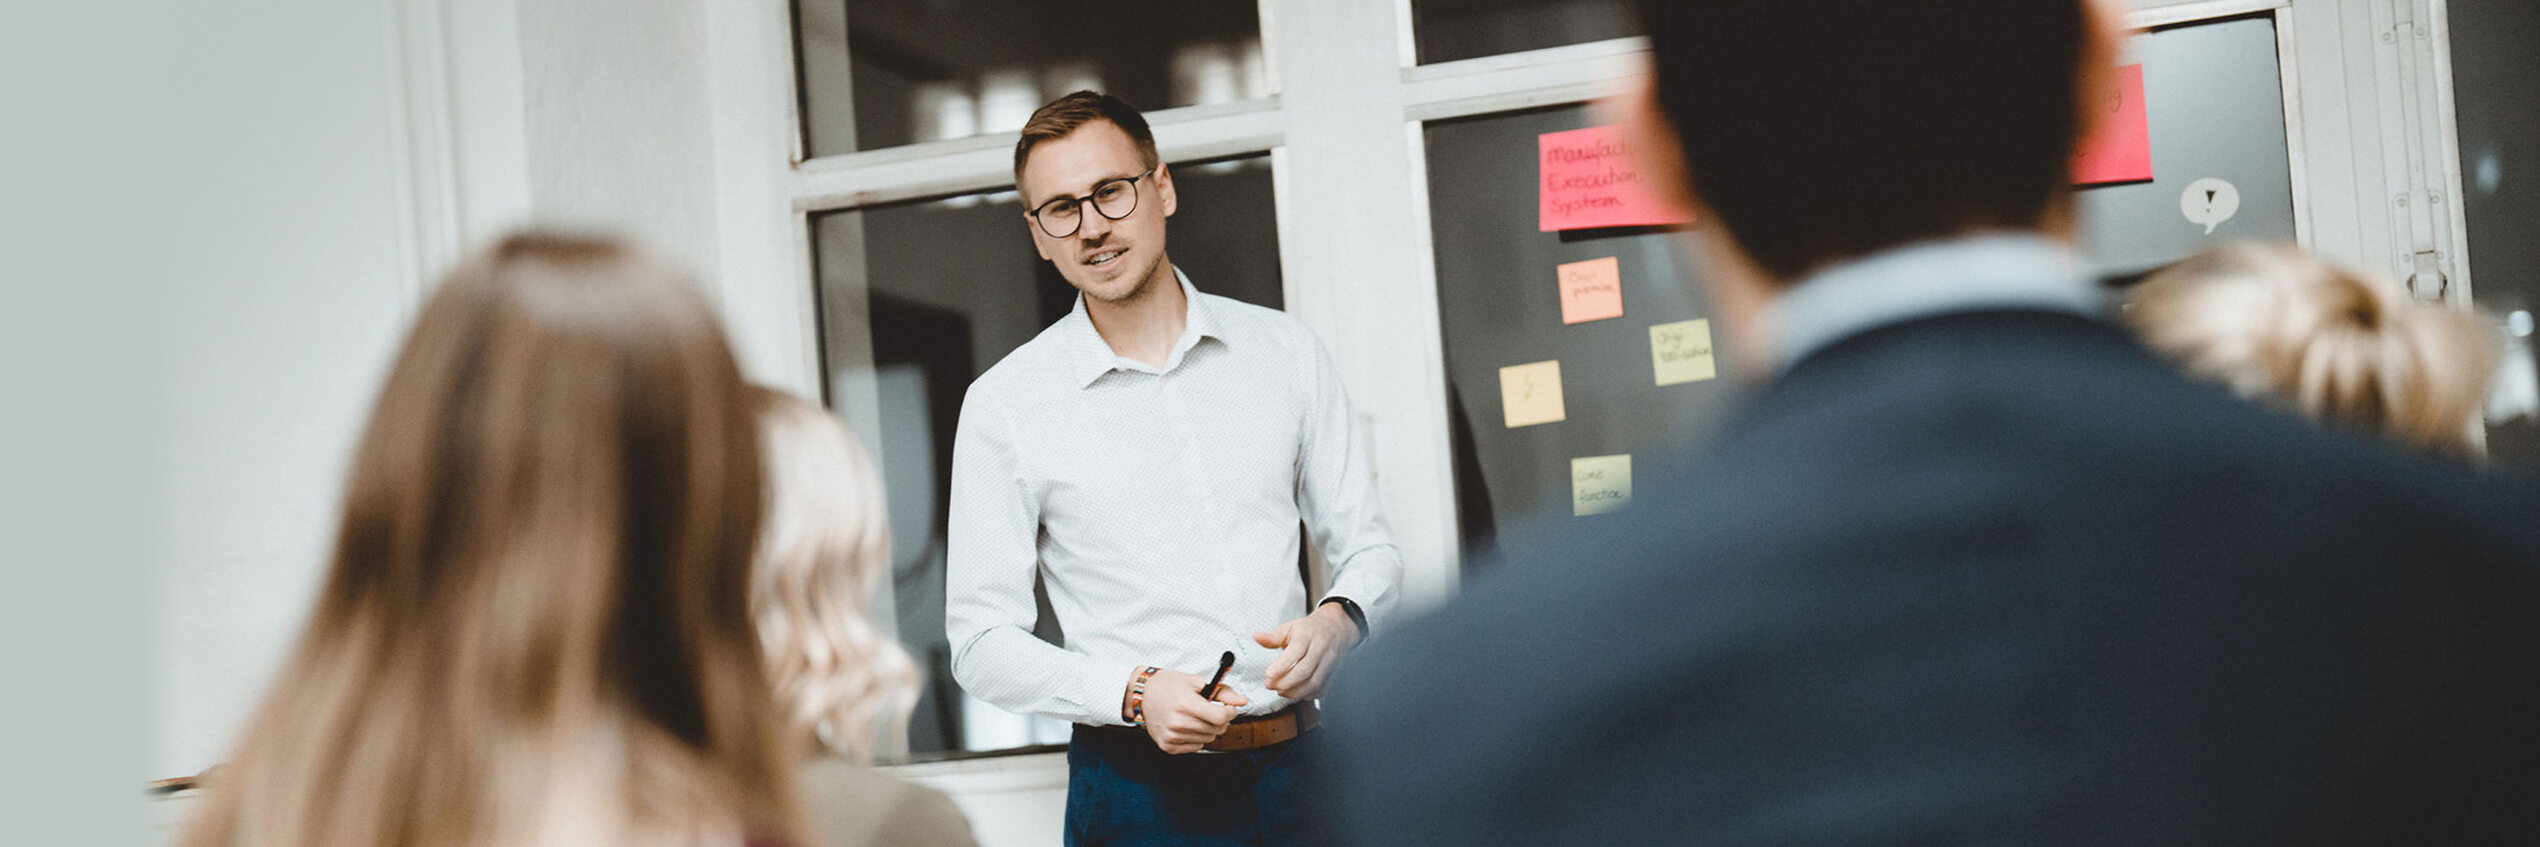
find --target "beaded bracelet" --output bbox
[1126,665,1162,725]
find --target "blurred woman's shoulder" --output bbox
[800,757,979,847]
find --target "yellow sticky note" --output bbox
[1499,360,1566,428]
[1650,318,1717,386]
[1572,454,1632,516]
[1557,256,1625,324]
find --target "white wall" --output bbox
[155,0,735,782]
[515,0,724,279]
[155,0,414,780]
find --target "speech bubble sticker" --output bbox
[2181,177,2240,235]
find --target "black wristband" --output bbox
[1320,596,1368,639]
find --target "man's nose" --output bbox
[1077,208,1116,242]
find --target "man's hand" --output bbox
[1254,602,1363,701]
[1129,669,1250,754]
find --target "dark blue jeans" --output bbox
[1064,723,1333,847]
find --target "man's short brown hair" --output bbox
[1632,0,2089,279]
[1013,90,1160,196]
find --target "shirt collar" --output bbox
[1766,233,2103,372]
[1062,266,1223,388]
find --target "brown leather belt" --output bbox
[1205,701,1319,752]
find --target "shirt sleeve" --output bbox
[1294,335,1405,635]
[944,386,1139,726]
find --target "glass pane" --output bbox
[1426,19,2301,569]
[1413,0,1638,65]
[2073,15,2296,276]
[810,154,1281,758]
[1422,105,1741,571]
[796,1,1268,157]
[2448,0,2540,467]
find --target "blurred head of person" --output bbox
[179,233,803,847]
[1620,0,2126,358]
[746,386,921,761]
[2128,243,2500,455]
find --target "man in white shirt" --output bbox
[945,90,1402,846]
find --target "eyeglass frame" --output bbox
[1025,167,1157,238]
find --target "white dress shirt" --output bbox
[946,269,1403,727]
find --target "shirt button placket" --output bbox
[1163,370,1224,583]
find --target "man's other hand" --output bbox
[1255,603,1362,701]
[1137,669,1248,754]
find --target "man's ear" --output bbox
[1608,70,1700,219]
[1016,162,1054,260]
[2046,0,2132,238]
[1025,211,1052,261]
[1605,68,1778,371]
[1154,160,1178,219]
[2071,0,2133,158]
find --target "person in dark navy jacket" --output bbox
[1323,1,2540,845]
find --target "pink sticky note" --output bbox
[2074,65,2153,185]
[1557,257,1625,324]
[1539,126,1697,232]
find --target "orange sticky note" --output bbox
[2074,65,2153,185]
[1499,360,1566,428]
[1557,257,1625,324]
[1538,126,1697,232]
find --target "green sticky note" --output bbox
[1650,318,1717,386]
[1571,454,1632,516]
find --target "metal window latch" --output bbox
[2404,249,2449,302]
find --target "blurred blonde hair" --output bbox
[178,234,805,847]
[748,387,922,761]
[2129,242,2499,454]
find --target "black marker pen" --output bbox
[1198,650,1236,701]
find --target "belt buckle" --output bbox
[1205,702,1315,753]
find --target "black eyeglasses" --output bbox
[1027,168,1154,238]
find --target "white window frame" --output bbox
[2424,0,2477,306]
